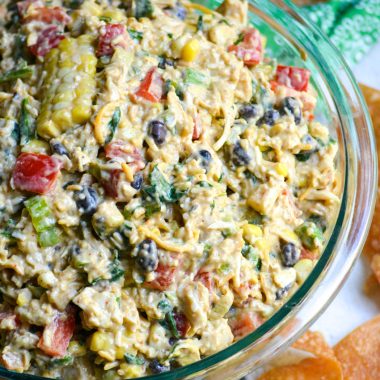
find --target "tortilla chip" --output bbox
[360,84,380,259]
[363,273,380,295]
[292,330,335,359]
[257,357,342,380]
[334,315,380,379]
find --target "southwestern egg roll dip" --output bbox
[0,0,340,378]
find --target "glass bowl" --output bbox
[0,0,377,379]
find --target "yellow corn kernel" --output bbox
[181,39,200,62]
[294,259,313,283]
[68,341,87,357]
[121,163,134,182]
[16,289,32,307]
[243,224,263,244]
[90,331,112,352]
[275,163,288,177]
[280,228,298,244]
[255,238,271,255]
[102,9,126,22]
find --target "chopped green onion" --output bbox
[234,32,244,45]
[25,196,60,247]
[19,98,35,146]
[128,29,143,41]
[184,68,209,86]
[197,15,203,31]
[0,65,33,84]
[157,299,172,313]
[99,15,112,22]
[134,0,153,19]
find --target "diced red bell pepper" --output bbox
[173,311,190,338]
[228,27,263,66]
[136,68,164,103]
[12,152,62,194]
[37,307,75,357]
[96,23,130,57]
[145,263,177,291]
[276,65,310,92]
[300,246,317,260]
[29,25,65,57]
[229,311,263,339]
[22,6,70,25]
[192,114,202,141]
[194,270,214,291]
[105,140,145,173]
[101,169,122,198]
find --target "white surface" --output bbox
[312,42,380,344]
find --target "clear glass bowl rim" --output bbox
[0,1,377,379]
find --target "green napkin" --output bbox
[304,0,380,65]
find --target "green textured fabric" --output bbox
[304,0,380,65]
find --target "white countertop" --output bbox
[312,41,380,344]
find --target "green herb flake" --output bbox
[234,32,244,45]
[19,98,35,146]
[197,15,204,31]
[105,107,121,144]
[0,64,33,84]
[128,29,143,41]
[184,68,209,86]
[218,263,231,275]
[124,353,145,365]
[99,16,112,22]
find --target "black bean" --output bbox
[275,283,292,300]
[199,149,212,169]
[74,186,99,216]
[280,97,302,125]
[239,104,260,121]
[131,172,143,190]
[257,109,280,126]
[149,359,170,374]
[158,57,175,70]
[70,244,81,255]
[148,120,167,145]
[281,242,300,267]
[136,238,158,272]
[51,142,69,156]
[169,337,178,346]
[232,142,251,166]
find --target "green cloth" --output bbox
[304,0,380,65]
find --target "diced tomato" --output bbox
[100,169,122,198]
[96,23,130,57]
[29,25,65,57]
[22,6,70,25]
[37,307,75,357]
[228,27,263,66]
[145,263,177,291]
[135,68,164,103]
[105,140,145,173]
[194,271,214,291]
[12,152,62,194]
[300,246,317,260]
[229,311,263,339]
[276,65,310,92]
[192,114,202,141]
[173,312,190,338]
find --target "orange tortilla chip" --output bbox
[334,315,380,379]
[258,357,342,380]
[360,84,380,259]
[292,330,335,359]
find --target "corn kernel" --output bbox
[181,39,200,62]
[16,289,32,307]
[255,238,271,255]
[275,163,288,177]
[90,331,112,352]
[243,224,263,244]
[294,259,313,283]
[68,340,87,357]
